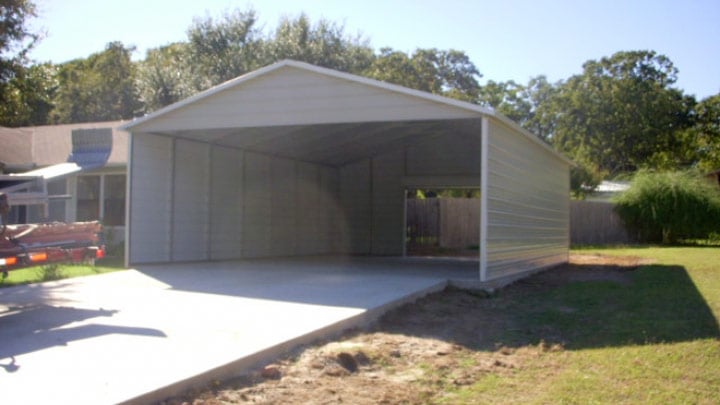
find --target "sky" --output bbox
[28,0,720,100]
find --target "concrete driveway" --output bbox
[0,256,477,404]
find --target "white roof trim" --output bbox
[120,59,572,165]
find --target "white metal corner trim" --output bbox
[480,116,490,282]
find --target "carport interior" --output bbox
[127,118,483,266]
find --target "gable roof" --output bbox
[122,60,495,131]
[121,59,570,165]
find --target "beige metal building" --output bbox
[121,60,571,283]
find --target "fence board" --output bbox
[570,200,635,245]
[406,199,439,245]
[406,198,479,249]
[439,198,480,248]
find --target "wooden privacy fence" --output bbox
[570,200,636,245]
[406,198,480,249]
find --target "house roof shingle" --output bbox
[0,121,127,170]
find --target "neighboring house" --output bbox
[122,60,573,285]
[0,121,127,240]
[585,180,631,202]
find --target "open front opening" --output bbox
[404,188,481,258]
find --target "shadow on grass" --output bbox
[376,263,720,351]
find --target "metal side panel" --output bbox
[371,150,405,255]
[295,161,321,255]
[338,159,372,254]
[171,139,210,261]
[242,152,272,258]
[270,156,297,256]
[209,145,243,260]
[405,132,482,176]
[320,166,341,253]
[129,134,173,263]
[484,118,570,281]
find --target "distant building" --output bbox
[0,122,127,236]
[585,180,630,202]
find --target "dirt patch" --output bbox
[162,254,650,405]
[529,254,654,286]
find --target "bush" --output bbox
[614,170,720,244]
[37,264,64,282]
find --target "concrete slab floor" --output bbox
[0,256,477,404]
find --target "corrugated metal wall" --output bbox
[371,150,405,255]
[209,145,243,260]
[128,137,340,264]
[338,159,372,254]
[128,120,569,278]
[405,132,481,176]
[172,139,210,261]
[128,134,173,263]
[483,118,570,281]
[335,134,483,256]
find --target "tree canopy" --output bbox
[552,51,695,176]
[364,47,481,102]
[52,42,141,123]
[0,0,41,126]
[1,5,718,198]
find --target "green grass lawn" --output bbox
[445,246,720,404]
[0,256,125,288]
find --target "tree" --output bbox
[478,76,560,142]
[519,75,560,142]
[477,79,529,122]
[136,43,195,112]
[551,50,694,176]
[52,42,141,123]
[685,94,720,172]
[0,0,41,124]
[267,13,374,74]
[0,62,55,126]
[364,48,481,101]
[0,0,38,82]
[186,8,264,89]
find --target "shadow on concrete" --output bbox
[0,305,166,370]
[375,263,720,351]
[0,280,78,308]
[136,256,479,308]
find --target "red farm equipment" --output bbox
[1,193,106,277]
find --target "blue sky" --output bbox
[29,0,720,100]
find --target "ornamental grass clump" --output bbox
[614,170,720,244]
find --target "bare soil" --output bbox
[162,254,652,405]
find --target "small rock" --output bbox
[310,359,326,369]
[324,364,349,377]
[261,365,282,380]
[336,352,358,372]
[499,346,514,355]
[354,351,370,365]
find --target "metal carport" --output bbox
[121,60,571,283]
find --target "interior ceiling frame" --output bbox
[149,117,484,168]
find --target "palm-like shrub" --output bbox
[615,170,720,244]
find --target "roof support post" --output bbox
[124,133,134,267]
[479,117,490,282]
